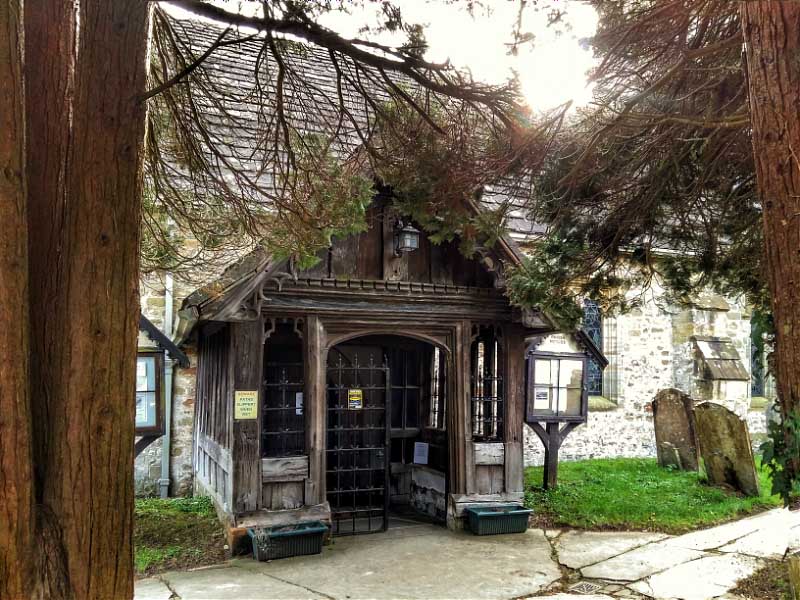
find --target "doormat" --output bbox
[568,581,604,595]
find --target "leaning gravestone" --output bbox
[695,402,760,497]
[652,388,699,471]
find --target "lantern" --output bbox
[394,220,421,256]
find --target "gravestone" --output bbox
[695,402,760,497]
[652,388,699,471]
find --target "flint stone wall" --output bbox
[134,274,198,497]
[525,287,766,467]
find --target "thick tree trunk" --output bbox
[24,0,77,499]
[0,2,35,598]
[20,1,151,597]
[23,2,77,593]
[741,1,800,465]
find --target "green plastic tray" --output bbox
[464,504,532,535]
[247,521,328,561]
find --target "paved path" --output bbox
[136,508,800,600]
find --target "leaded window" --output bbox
[582,299,603,396]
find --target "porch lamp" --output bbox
[394,220,421,256]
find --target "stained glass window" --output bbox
[751,317,766,397]
[582,299,603,396]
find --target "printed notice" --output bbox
[348,389,363,410]
[234,390,258,420]
[413,442,429,465]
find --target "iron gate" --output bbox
[326,350,390,535]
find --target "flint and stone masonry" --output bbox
[524,285,768,467]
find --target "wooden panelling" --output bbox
[475,465,505,495]
[262,481,305,510]
[504,324,526,493]
[304,315,327,505]
[295,198,495,287]
[237,502,332,530]
[194,327,235,510]
[230,319,264,513]
[447,492,525,521]
[448,320,473,496]
[474,443,505,466]
[196,326,231,448]
[199,434,232,472]
[261,456,309,482]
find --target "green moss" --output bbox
[524,457,781,534]
[750,396,771,410]
[588,396,618,412]
[134,496,226,577]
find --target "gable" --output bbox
[297,196,499,288]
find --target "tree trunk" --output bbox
[741,1,800,472]
[0,2,35,598]
[21,1,151,597]
[23,2,78,592]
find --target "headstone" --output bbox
[695,402,760,497]
[652,388,699,471]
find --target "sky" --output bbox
[166,1,598,111]
[320,0,599,111]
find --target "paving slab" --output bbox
[555,531,668,569]
[162,565,326,599]
[134,577,173,600]
[719,519,790,559]
[664,508,786,551]
[580,540,706,582]
[537,595,614,599]
[790,525,800,554]
[232,527,561,599]
[629,553,763,600]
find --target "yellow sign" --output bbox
[348,389,363,410]
[234,390,258,420]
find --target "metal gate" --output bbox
[326,350,390,535]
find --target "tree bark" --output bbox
[0,2,35,598]
[41,2,149,597]
[19,1,151,597]
[741,1,800,463]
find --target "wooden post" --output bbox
[448,321,472,496]
[789,555,800,600]
[530,422,580,490]
[305,315,327,505]
[543,423,560,489]
[229,319,264,513]
[504,325,525,494]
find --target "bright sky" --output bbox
[320,0,598,111]
[166,1,598,111]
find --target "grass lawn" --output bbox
[134,496,227,577]
[524,457,782,534]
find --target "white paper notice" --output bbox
[413,442,429,465]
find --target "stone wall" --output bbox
[134,273,199,497]
[524,286,767,467]
[170,349,197,496]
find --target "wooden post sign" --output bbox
[234,390,258,420]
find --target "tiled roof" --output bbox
[163,15,543,239]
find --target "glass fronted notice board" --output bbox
[530,356,584,418]
[135,352,162,434]
[526,333,590,424]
